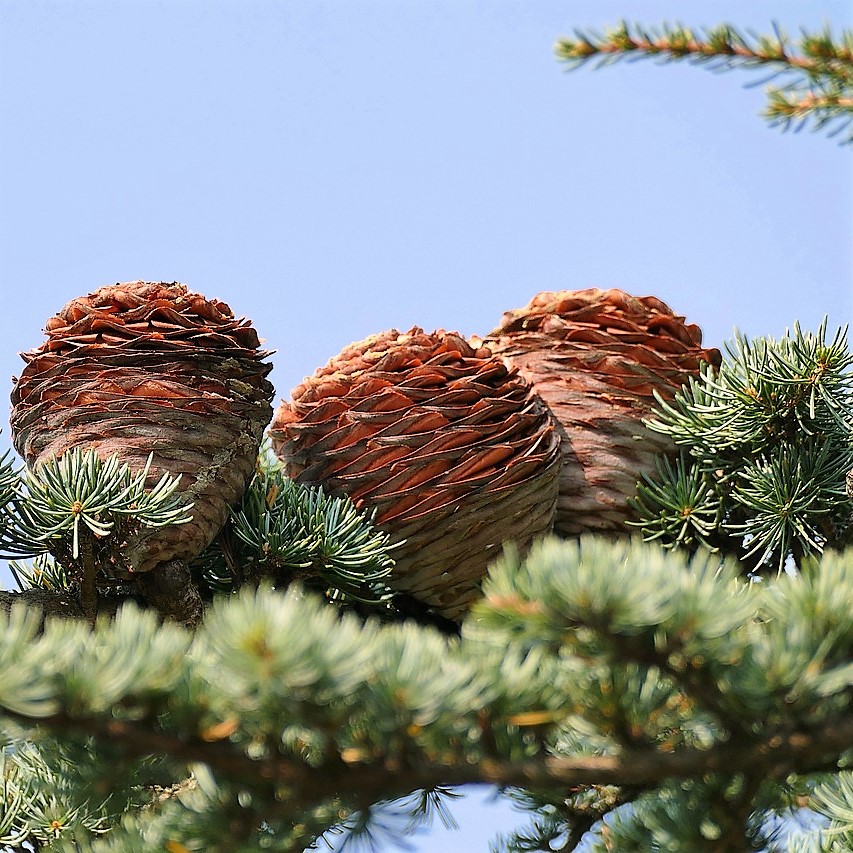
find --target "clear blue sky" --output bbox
[0,1,851,850]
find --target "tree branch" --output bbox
[0,587,125,624]
[0,580,202,627]
[9,709,852,812]
[556,23,850,78]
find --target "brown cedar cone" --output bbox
[269,328,561,620]
[482,289,721,536]
[10,281,274,586]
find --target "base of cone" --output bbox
[136,559,204,627]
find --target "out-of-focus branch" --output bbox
[10,709,852,812]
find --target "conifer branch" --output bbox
[633,322,853,570]
[1,537,852,847]
[4,709,851,813]
[3,447,398,626]
[556,23,853,142]
[557,22,851,76]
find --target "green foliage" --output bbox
[0,440,198,583]
[586,777,765,851]
[489,785,624,853]
[310,786,462,853]
[0,587,515,849]
[556,22,853,142]
[632,322,853,573]
[0,446,41,559]
[3,446,395,608]
[4,448,192,589]
[0,738,172,849]
[810,772,853,849]
[191,462,396,604]
[15,448,191,561]
[0,539,852,850]
[8,554,74,593]
[0,451,17,511]
[472,539,853,848]
[1,742,111,847]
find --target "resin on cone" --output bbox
[270,328,561,619]
[10,281,274,576]
[482,289,721,536]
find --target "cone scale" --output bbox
[483,288,721,536]
[270,327,561,619]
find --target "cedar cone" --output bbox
[10,281,274,576]
[482,289,721,536]
[269,328,561,619]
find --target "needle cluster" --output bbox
[632,321,853,572]
[0,448,190,573]
[192,458,396,604]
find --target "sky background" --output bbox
[0,1,851,850]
